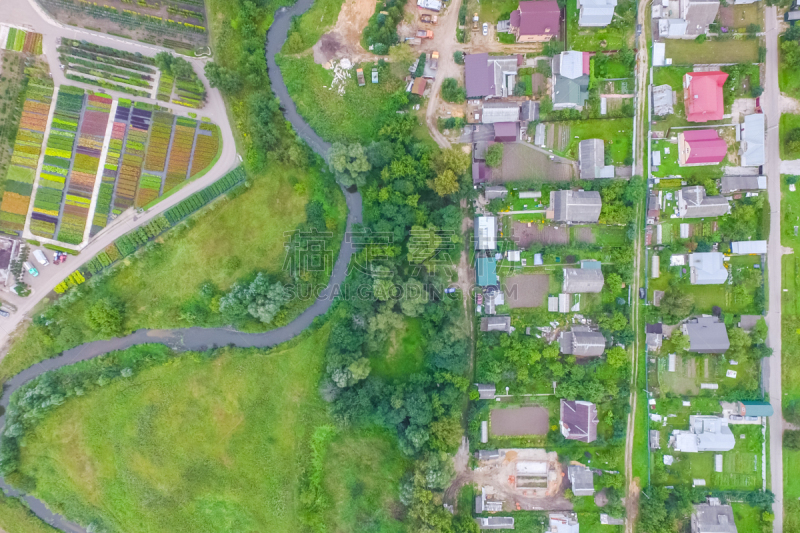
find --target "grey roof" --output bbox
[521,100,539,121]
[474,141,492,161]
[738,314,761,331]
[534,122,546,145]
[465,53,519,99]
[720,175,766,194]
[653,84,674,116]
[646,323,663,334]
[476,517,515,529]
[579,139,614,179]
[691,501,738,533]
[551,190,602,223]
[740,113,765,167]
[477,449,500,460]
[673,416,736,453]
[553,55,589,109]
[475,216,497,250]
[689,252,728,285]
[679,185,729,218]
[578,0,617,26]
[560,399,599,442]
[731,240,767,254]
[659,18,688,37]
[485,186,508,200]
[567,465,595,496]
[476,383,497,399]
[559,51,586,79]
[560,328,606,356]
[683,0,721,35]
[481,316,511,333]
[563,268,605,293]
[482,102,520,124]
[683,316,730,353]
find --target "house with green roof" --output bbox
[476,256,497,287]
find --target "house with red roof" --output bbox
[678,129,727,166]
[683,71,728,123]
[509,1,561,42]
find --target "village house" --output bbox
[739,113,765,167]
[559,327,606,356]
[474,216,497,250]
[472,142,494,185]
[579,139,615,179]
[683,71,728,123]
[508,0,561,42]
[691,498,738,533]
[560,399,599,442]
[671,416,736,453]
[688,252,728,285]
[552,51,590,110]
[548,190,602,223]
[720,175,766,195]
[657,0,721,38]
[562,262,605,293]
[567,465,595,496]
[578,0,617,26]
[682,316,730,353]
[677,185,729,218]
[465,53,522,99]
[481,316,512,333]
[678,130,727,166]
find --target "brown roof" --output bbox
[512,1,561,38]
[560,399,598,443]
[411,77,427,95]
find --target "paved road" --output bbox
[0,0,363,530]
[763,7,784,532]
[0,0,240,349]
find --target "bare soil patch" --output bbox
[574,227,595,243]
[512,221,568,247]
[531,72,546,96]
[497,143,575,182]
[505,274,549,308]
[491,406,550,435]
[312,0,377,65]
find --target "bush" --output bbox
[441,78,465,103]
[453,51,464,64]
[695,33,707,43]
[784,430,800,449]
[485,144,503,168]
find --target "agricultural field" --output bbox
[37,0,208,50]
[0,26,43,54]
[0,73,53,235]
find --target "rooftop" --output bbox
[679,129,727,166]
[579,139,614,179]
[511,0,561,38]
[740,113,765,167]
[550,190,602,223]
[684,71,728,123]
[678,185,729,219]
[688,252,728,285]
[562,268,605,293]
[465,53,520,99]
[683,316,730,353]
[560,399,599,442]
[673,415,736,453]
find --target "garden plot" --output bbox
[504,274,549,309]
[498,143,575,183]
[0,79,54,235]
[0,26,43,54]
[491,406,550,436]
[512,221,569,247]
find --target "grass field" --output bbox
[283,0,345,53]
[557,118,633,165]
[0,494,58,533]
[779,36,800,95]
[478,0,519,23]
[277,54,406,144]
[0,163,345,383]
[780,114,800,160]
[370,316,427,380]
[12,329,409,533]
[664,39,760,65]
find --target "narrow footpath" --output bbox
[0,0,363,530]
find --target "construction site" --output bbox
[471,448,574,512]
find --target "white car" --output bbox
[482,22,488,36]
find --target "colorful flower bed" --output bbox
[30,86,85,239]
[0,80,53,234]
[0,27,43,54]
[91,101,130,235]
[56,94,112,244]
[143,112,173,172]
[163,117,197,193]
[133,173,162,208]
[112,106,152,213]
[189,123,220,178]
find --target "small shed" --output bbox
[738,401,773,417]
[494,121,518,142]
[476,383,497,399]
[411,77,427,95]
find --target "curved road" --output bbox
[0,0,362,531]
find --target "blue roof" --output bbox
[477,256,497,286]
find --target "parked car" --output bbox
[639,287,645,299]
[0,309,9,318]
[482,22,488,36]
[444,287,456,294]
[23,261,38,277]
[33,249,49,266]
[54,251,67,264]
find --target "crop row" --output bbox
[56,94,112,245]
[189,124,219,177]
[162,118,196,194]
[143,112,174,172]
[56,45,156,74]
[0,80,54,234]
[60,55,155,82]
[134,173,162,207]
[60,39,156,66]
[92,106,131,234]
[2,28,44,55]
[67,65,153,89]
[156,74,174,103]
[112,107,152,213]
[65,74,151,98]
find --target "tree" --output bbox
[599,311,628,332]
[429,169,460,196]
[614,46,636,70]
[695,33,707,43]
[787,128,800,155]
[787,24,800,41]
[606,346,629,367]
[329,142,372,188]
[453,51,465,64]
[605,273,622,293]
[669,330,690,352]
[400,278,429,316]
[389,43,416,67]
[784,430,800,449]
[219,273,290,324]
[782,39,800,68]
[485,144,504,168]
[441,77,466,103]
[205,62,242,93]
[85,299,123,336]
[660,289,694,323]
[433,148,470,177]
[428,416,462,452]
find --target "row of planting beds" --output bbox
[189,123,219,177]
[90,101,131,235]
[0,26,43,54]
[0,79,54,234]
[30,86,85,239]
[163,116,196,193]
[111,105,153,214]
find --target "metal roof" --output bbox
[494,121,518,142]
[562,268,605,293]
[476,256,498,286]
[567,465,595,496]
[720,175,766,194]
[731,240,767,254]
[482,102,520,124]
[579,139,614,179]
[740,113,765,167]
[691,501,738,533]
[679,185,729,218]
[481,315,510,332]
[560,400,599,442]
[680,129,727,165]
[684,71,728,123]
[652,84,674,115]
[551,190,602,223]
[688,252,728,285]
[739,400,773,417]
[559,51,588,79]
[683,316,730,353]
[578,0,617,26]
[512,0,561,37]
[475,216,497,250]
[683,0,721,35]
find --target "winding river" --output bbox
[0,1,361,530]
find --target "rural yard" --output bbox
[491,406,551,436]
[497,143,576,182]
[505,274,549,308]
[512,222,568,247]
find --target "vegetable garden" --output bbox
[0,79,54,235]
[0,26,43,54]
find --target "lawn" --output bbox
[566,0,635,51]
[0,494,58,533]
[651,139,726,180]
[478,0,519,23]
[0,163,346,383]
[277,54,406,144]
[556,118,633,165]
[719,4,763,29]
[779,36,800,94]
[664,39,760,65]
[731,503,766,532]
[370,316,428,380]
[780,114,800,160]
[11,329,410,533]
[282,0,345,53]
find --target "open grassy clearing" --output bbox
[370,316,427,380]
[0,163,345,382]
[719,4,762,28]
[10,329,409,533]
[283,0,345,52]
[664,39,760,65]
[277,54,406,144]
[0,494,58,533]
[779,36,800,94]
